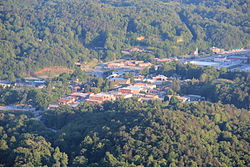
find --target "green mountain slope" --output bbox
[1,100,249,166]
[0,0,249,79]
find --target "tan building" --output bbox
[152,75,168,81]
[138,62,152,67]
[58,98,75,105]
[0,81,11,88]
[111,91,133,99]
[119,86,143,94]
[110,78,131,85]
[136,36,145,41]
[155,58,172,63]
[87,93,116,104]
[133,83,156,89]
[210,47,225,54]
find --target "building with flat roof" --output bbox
[152,75,168,81]
[58,98,75,105]
[110,78,131,85]
[119,86,143,94]
[87,93,116,104]
[139,94,160,101]
[133,83,156,89]
[183,95,205,101]
[111,91,133,99]
[70,92,90,98]
[0,81,12,88]
[188,61,219,67]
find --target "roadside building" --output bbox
[58,98,75,105]
[147,75,168,85]
[48,103,60,110]
[134,75,145,82]
[188,61,219,67]
[0,81,12,88]
[119,86,143,94]
[37,84,46,89]
[71,85,81,92]
[152,75,168,81]
[155,58,172,63]
[147,88,166,96]
[183,95,205,101]
[138,62,152,67]
[69,92,90,98]
[129,48,144,53]
[87,93,116,104]
[136,36,145,41]
[110,78,131,85]
[111,91,133,99]
[211,47,225,54]
[133,83,156,90]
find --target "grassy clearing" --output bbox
[33,66,74,78]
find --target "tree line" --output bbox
[1,0,249,80]
[1,98,249,166]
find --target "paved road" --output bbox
[0,105,35,111]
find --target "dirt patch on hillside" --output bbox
[34,66,74,78]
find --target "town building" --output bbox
[119,86,143,94]
[110,78,131,85]
[110,91,133,99]
[0,81,12,88]
[71,85,81,92]
[69,92,90,98]
[58,98,75,105]
[136,36,145,41]
[211,47,225,54]
[134,75,145,82]
[133,83,156,90]
[87,93,116,104]
[183,95,205,101]
[139,94,160,101]
[152,75,168,81]
[48,103,60,109]
[138,62,152,67]
[154,58,172,63]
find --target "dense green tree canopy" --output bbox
[0,1,249,166]
[1,0,249,79]
[43,99,250,166]
[1,95,249,166]
[152,62,250,109]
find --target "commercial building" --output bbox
[119,86,143,94]
[87,93,116,104]
[110,78,131,85]
[133,83,156,90]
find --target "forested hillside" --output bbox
[0,100,249,166]
[1,0,249,80]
